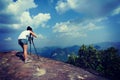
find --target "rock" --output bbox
[33,68,46,76]
[0,51,108,80]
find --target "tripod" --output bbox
[28,36,39,59]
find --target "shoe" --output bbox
[24,58,32,63]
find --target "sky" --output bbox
[0,0,120,51]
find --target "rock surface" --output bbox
[0,51,107,80]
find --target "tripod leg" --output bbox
[29,40,32,55]
[30,43,31,55]
[32,40,39,59]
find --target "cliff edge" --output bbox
[0,51,107,80]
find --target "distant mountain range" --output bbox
[1,42,120,62]
[37,45,80,62]
[37,42,120,62]
[94,42,120,50]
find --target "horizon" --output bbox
[0,41,120,52]
[0,0,120,51]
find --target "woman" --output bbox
[18,26,37,63]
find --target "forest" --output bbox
[67,44,120,80]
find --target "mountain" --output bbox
[50,48,68,62]
[1,42,119,62]
[0,51,107,80]
[94,42,120,50]
[50,45,80,62]
[37,42,120,62]
[37,47,59,58]
[94,42,120,54]
[63,45,80,55]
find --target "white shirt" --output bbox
[18,30,30,39]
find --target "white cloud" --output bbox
[4,37,12,41]
[0,0,51,30]
[11,12,51,29]
[51,18,106,47]
[7,0,37,15]
[53,21,87,38]
[53,19,104,39]
[0,0,12,14]
[20,13,50,29]
[55,0,120,17]
[53,21,84,38]
[33,13,51,28]
[84,23,103,31]
[67,0,83,10]
[37,34,46,39]
[56,0,81,14]
[56,32,87,38]
[55,0,70,14]
[55,0,97,14]
[53,22,69,32]
[95,17,108,22]
[20,11,32,28]
[112,6,120,16]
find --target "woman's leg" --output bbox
[23,44,28,60]
[18,40,24,54]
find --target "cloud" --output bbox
[0,26,17,33]
[0,0,51,31]
[32,13,51,28]
[55,0,120,17]
[53,18,104,39]
[7,0,37,15]
[4,37,12,41]
[51,18,107,46]
[14,11,51,29]
[112,6,120,16]
[0,0,12,13]
[0,0,19,24]
[0,0,36,28]
[0,0,37,24]
[95,17,108,22]
[53,22,69,32]
[53,21,86,38]
[55,0,70,14]
[83,23,103,31]
[37,34,46,39]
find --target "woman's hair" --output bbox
[27,26,32,31]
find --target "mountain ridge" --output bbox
[0,51,107,80]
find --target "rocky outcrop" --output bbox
[0,51,107,80]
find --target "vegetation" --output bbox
[67,44,120,80]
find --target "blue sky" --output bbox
[0,0,120,51]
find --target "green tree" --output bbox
[101,47,120,79]
[67,44,120,80]
[78,44,88,67]
[67,52,78,66]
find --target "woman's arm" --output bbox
[30,31,37,38]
